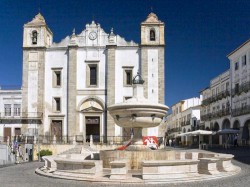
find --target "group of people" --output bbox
[167,139,176,147]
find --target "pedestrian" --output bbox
[234,134,238,147]
[18,144,23,162]
[169,139,172,147]
[173,139,176,148]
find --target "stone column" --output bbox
[141,47,148,99]
[106,45,116,137]
[158,47,165,104]
[67,45,78,142]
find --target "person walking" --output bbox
[234,134,238,147]
[169,139,172,147]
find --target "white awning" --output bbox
[177,130,215,137]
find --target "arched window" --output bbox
[32,31,37,44]
[150,29,155,41]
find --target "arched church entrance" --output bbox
[79,98,104,143]
[212,122,220,144]
[85,117,100,142]
[242,120,250,145]
[222,119,230,144]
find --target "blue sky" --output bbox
[0,0,250,107]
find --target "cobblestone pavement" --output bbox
[0,147,250,187]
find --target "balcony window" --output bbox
[235,83,239,94]
[4,104,11,116]
[242,55,247,66]
[235,62,239,70]
[14,104,21,116]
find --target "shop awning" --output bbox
[217,129,240,134]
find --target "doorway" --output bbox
[86,116,100,142]
[4,127,11,142]
[51,120,62,142]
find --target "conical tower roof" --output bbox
[25,13,46,26]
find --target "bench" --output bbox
[109,159,130,180]
[214,154,235,172]
[198,158,220,175]
[142,159,199,180]
[54,158,103,175]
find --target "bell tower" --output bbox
[22,13,53,135]
[23,13,53,48]
[140,12,165,136]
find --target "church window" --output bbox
[53,97,61,112]
[52,70,62,87]
[123,67,133,86]
[86,63,98,87]
[150,29,155,41]
[90,66,97,85]
[126,70,132,85]
[32,30,38,44]
[52,68,62,87]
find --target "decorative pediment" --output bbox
[81,106,103,113]
[79,99,103,113]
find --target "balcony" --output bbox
[167,127,181,134]
[202,90,230,106]
[232,81,250,97]
[0,112,43,124]
[201,108,230,121]
[232,105,250,117]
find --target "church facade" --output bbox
[21,12,165,142]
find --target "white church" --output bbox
[1,12,165,143]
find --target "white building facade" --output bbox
[201,39,250,145]
[165,97,201,145]
[0,87,22,142]
[21,12,166,142]
[200,70,231,145]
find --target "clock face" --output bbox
[89,31,97,40]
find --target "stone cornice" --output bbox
[23,46,47,50]
[139,44,165,48]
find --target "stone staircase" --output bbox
[59,145,82,155]
[59,144,98,155]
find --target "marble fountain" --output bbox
[36,73,241,184]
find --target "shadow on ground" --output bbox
[208,146,250,165]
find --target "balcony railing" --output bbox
[202,90,230,106]
[201,108,230,121]
[0,112,43,124]
[232,105,250,117]
[232,81,250,97]
[0,112,43,119]
[167,127,181,134]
